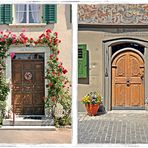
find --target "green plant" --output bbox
[0,101,6,125]
[0,78,9,101]
[81,91,102,105]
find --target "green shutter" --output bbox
[0,5,5,24]
[78,44,87,78]
[43,4,57,24]
[0,4,12,24]
[4,4,12,24]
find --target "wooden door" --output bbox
[12,59,44,115]
[112,51,144,108]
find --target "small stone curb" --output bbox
[56,125,72,129]
[0,126,56,131]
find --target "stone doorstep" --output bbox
[0,126,56,131]
[3,118,54,126]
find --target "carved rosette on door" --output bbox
[112,51,144,108]
[12,53,45,115]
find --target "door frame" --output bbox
[6,46,50,114]
[103,38,148,111]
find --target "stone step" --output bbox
[3,118,54,126]
[0,126,56,131]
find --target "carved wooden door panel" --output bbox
[112,51,144,108]
[12,59,44,115]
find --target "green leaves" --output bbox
[0,78,9,101]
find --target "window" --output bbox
[112,42,144,56]
[78,44,88,78]
[0,4,57,24]
[13,53,44,60]
[15,4,40,23]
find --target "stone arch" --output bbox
[103,38,148,111]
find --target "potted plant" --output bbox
[81,91,102,116]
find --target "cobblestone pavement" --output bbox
[0,128,71,144]
[78,111,148,144]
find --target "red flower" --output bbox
[58,65,61,68]
[30,38,33,41]
[57,50,60,54]
[50,54,54,59]
[54,38,59,44]
[34,41,38,45]
[54,32,58,37]
[12,39,16,44]
[45,35,49,40]
[49,82,53,87]
[46,29,52,33]
[52,72,56,75]
[4,35,8,38]
[56,58,58,61]
[39,33,45,39]
[58,73,61,76]
[62,68,68,74]
[51,97,55,101]
[10,52,15,59]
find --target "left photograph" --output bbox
[0,4,72,144]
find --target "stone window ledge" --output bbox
[9,23,46,27]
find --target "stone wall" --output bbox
[78,27,148,112]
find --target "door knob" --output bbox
[126,79,130,86]
[141,74,144,80]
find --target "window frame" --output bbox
[12,4,43,25]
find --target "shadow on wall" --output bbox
[8,24,55,34]
[65,4,72,30]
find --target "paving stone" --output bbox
[78,111,148,144]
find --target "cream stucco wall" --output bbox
[1,4,72,112]
[2,4,72,80]
[78,28,148,112]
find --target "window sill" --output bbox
[9,23,46,26]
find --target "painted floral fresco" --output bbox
[78,4,148,25]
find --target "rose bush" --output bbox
[0,29,71,127]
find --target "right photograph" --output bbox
[78,4,148,144]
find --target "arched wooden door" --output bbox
[112,50,144,109]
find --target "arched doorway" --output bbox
[111,49,144,109]
[103,38,148,111]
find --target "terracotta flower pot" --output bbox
[85,104,100,116]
